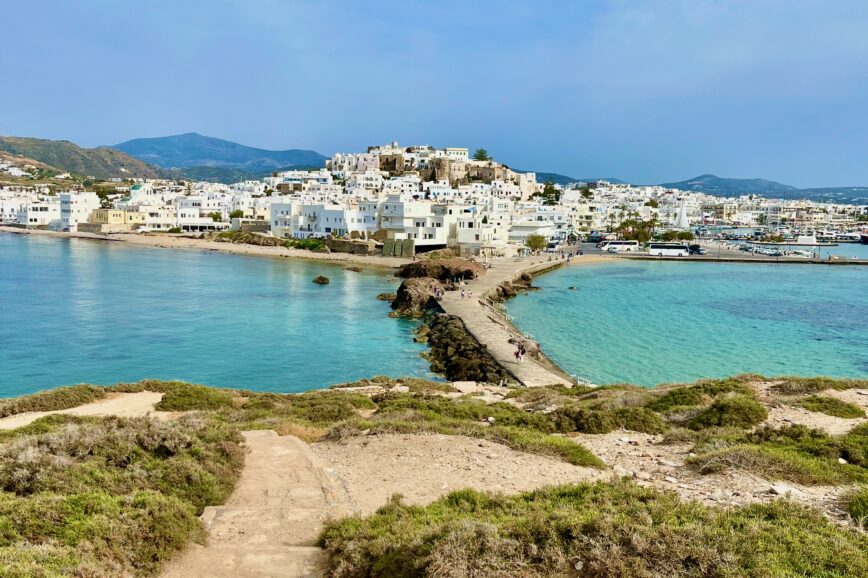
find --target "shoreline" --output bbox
[0,226,410,271]
[440,255,614,387]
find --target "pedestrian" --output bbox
[461,288,465,300]
[514,347,521,363]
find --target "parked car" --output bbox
[688,244,707,255]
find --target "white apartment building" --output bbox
[58,192,100,232]
[17,199,61,227]
[380,193,455,249]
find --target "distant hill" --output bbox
[114,133,327,172]
[516,170,623,186]
[660,174,797,197]
[0,137,159,179]
[660,174,868,204]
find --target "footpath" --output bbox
[440,254,611,387]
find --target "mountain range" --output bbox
[3,134,867,204]
[113,133,326,173]
[659,174,868,204]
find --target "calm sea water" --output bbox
[507,260,868,386]
[0,233,432,396]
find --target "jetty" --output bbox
[439,255,610,387]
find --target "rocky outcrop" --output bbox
[489,272,536,302]
[213,231,284,247]
[312,276,330,285]
[395,258,485,282]
[423,314,510,383]
[390,278,443,317]
[325,237,382,256]
[376,292,397,301]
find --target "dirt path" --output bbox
[162,431,350,578]
[312,433,604,516]
[0,391,165,429]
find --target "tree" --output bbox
[533,180,562,206]
[473,148,490,161]
[644,199,659,208]
[208,212,222,222]
[676,231,695,241]
[228,209,244,219]
[525,234,546,252]
[580,186,593,200]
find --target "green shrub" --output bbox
[156,384,234,411]
[796,395,865,418]
[0,415,244,513]
[688,395,768,430]
[0,385,106,418]
[167,227,181,233]
[646,378,753,413]
[285,238,324,251]
[847,486,868,528]
[319,479,868,578]
[687,424,868,485]
[611,407,669,434]
[0,490,202,576]
[770,377,868,396]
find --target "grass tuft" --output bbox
[688,395,768,430]
[796,395,865,418]
[0,385,106,418]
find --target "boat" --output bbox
[791,249,814,258]
[835,232,862,243]
[862,234,868,245]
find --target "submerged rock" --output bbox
[376,292,397,301]
[312,276,330,285]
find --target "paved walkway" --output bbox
[440,255,611,387]
[162,431,349,578]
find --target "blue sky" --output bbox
[2,0,868,186]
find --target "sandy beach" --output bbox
[0,226,411,270]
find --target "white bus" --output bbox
[648,242,690,256]
[600,240,640,253]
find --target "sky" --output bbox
[2,0,868,187]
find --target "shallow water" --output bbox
[0,233,432,396]
[507,260,868,386]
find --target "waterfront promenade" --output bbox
[440,254,613,387]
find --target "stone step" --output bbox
[162,545,325,578]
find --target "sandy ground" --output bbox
[0,391,167,429]
[311,433,604,516]
[0,226,409,270]
[755,382,868,436]
[569,430,852,522]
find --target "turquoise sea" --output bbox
[507,260,868,387]
[0,233,431,397]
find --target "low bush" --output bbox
[0,384,106,418]
[319,479,868,578]
[687,423,868,485]
[796,395,865,418]
[769,376,868,396]
[0,413,244,577]
[0,414,244,512]
[0,490,202,576]
[155,384,235,411]
[688,395,768,430]
[645,378,754,413]
[847,486,868,529]
[285,238,324,251]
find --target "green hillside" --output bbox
[0,137,160,179]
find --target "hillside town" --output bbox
[2,143,867,255]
